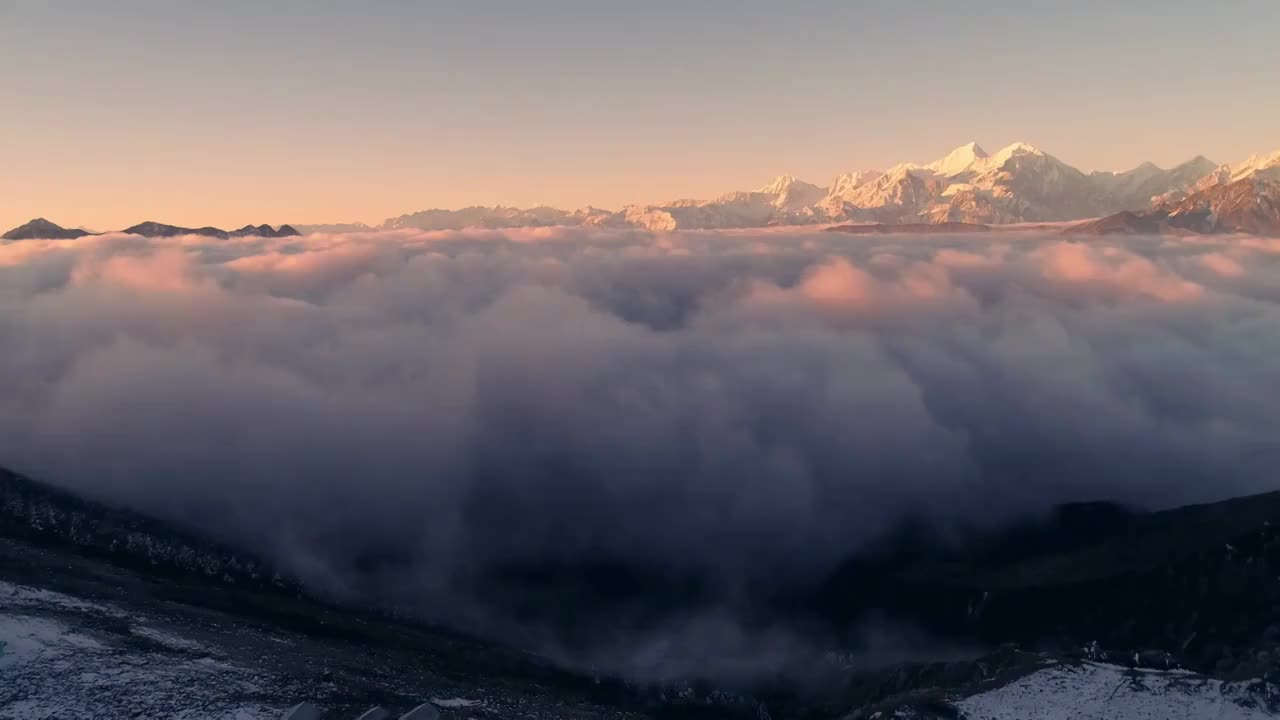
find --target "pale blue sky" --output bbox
[1,0,1278,229]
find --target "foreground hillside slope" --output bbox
[0,466,659,719]
[5,465,1280,717]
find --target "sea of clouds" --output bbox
[2,225,1279,676]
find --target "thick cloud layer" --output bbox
[3,226,1280,675]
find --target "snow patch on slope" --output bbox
[926,141,989,176]
[0,580,277,719]
[431,697,482,708]
[0,581,128,619]
[0,615,104,670]
[1232,149,1280,183]
[131,625,212,654]
[955,661,1278,719]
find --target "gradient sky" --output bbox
[2,0,1278,231]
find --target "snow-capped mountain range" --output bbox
[296,142,1279,234]
[7,143,1277,240]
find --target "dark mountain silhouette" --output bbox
[122,221,231,239]
[120,221,301,239]
[230,223,302,238]
[4,218,304,241]
[111,222,306,239]
[1,217,91,240]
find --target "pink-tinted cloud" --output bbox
[1036,241,1202,301]
[3,226,1280,679]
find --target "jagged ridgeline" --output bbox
[7,144,1279,239]
[1,219,301,240]
[0,466,295,592]
[121,221,303,239]
[340,143,1280,235]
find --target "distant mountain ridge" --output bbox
[1069,150,1280,237]
[1069,177,1280,237]
[121,221,302,239]
[2,219,301,241]
[9,142,1280,238]
[2,217,92,240]
[354,142,1278,233]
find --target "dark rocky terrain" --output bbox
[4,465,1280,718]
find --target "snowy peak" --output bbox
[926,141,989,176]
[18,142,1273,235]
[1231,148,1280,182]
[819,169,887,218]
[1083,172,1280,237]
[828,170,881,195]
[335,141,1280,233]
[1001,141,1042,155]
[917,141,1046,183]
[757,174,800,195]
[755,175,826,211]
[986,141,1045,167]
[1156,149,1279,205]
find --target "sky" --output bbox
[2,0,1278,231]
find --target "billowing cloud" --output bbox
[3,226,1280,678]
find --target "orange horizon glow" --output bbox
[3,2,1278,232]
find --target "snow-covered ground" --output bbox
[0,580,278,719]
[955,661,1279,719]
[0,578,503,719]
[7,576,1278,719]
